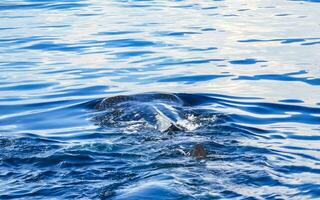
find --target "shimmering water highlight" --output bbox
[0,0,320,199]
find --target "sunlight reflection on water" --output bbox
[0,0,319,199]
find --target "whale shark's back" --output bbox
[95,93,183,110]
[91,93,218,133]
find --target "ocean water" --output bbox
[0,0,320,199]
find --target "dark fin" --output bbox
[190,143,207,159]
[164,124,182,133]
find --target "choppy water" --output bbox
[1,0,320,199]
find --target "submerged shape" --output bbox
[92,93,211,133]
[95,93,183,110]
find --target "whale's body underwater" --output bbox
[88,93,225,158]
[91,93,218,133]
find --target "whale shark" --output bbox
[89,93,219,158]
[92,93,202,133]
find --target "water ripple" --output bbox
[0,0,320,199]
[234,70,320,86]
[0,1,89,11]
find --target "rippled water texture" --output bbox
[1,0,320,199]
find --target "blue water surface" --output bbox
[0,0,320,199]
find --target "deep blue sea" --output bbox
[0,0,320,199]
